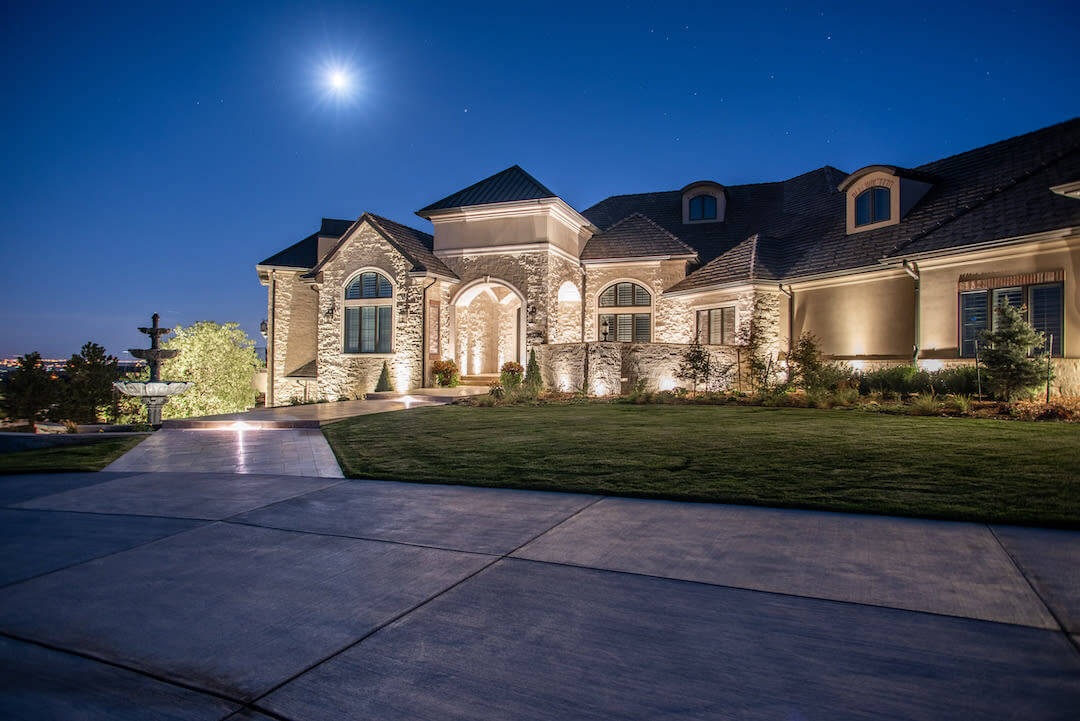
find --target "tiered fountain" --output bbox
[113,314,193,427]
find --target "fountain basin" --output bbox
[113,381,193,397]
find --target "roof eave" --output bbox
[582,253,697,265]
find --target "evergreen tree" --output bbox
[979,302,1049,400]
[57,342,119,423]
[375,361,394,392]
[524,349,543,393]
[1,352,56,426]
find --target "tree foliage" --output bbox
[375,361,394,392]
[786,333,853,393]
[676,342,712,395]
[57,342,119,423]
[979,302,1049,400]
[158,321,259,419]
[0,352,56,425]
[738,295,785,393]
[524,348,543,393]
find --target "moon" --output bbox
[327,69,350,93]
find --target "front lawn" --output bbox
[0,435,147,474]
[323,404,1080,528]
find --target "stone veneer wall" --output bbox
[311,222,425,401]
[267,270,320,405]
[439,249,561,351]
[536,342,742,395]
[582,260,695,343]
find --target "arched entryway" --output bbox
[451,277,526,376]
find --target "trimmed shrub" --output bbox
[375,361,393,392]
[500,361,523,391]
[524,349,543,393]
[929,366,981,396]
[431,359,460,387]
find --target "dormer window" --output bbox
[855,187,891,226]
[681,181,726,224]
[688,194,717,221]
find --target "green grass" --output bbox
[323,403,1080,528]
[0,435,147,474]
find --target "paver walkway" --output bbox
[105,429,344,477]
[0,471,1077,719]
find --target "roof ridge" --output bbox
[747,233,759,280]
[418,164,556,214]
[889,143,1080,257]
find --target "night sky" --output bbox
[2,1,1076,359]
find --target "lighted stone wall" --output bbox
[455,289,521,375]
[536,342,742,395]
[267,270,321,406]
[582,260,695,343]
[311,221,425,400]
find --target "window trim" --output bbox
[854,186,891,227]
[695,305,738,345]
[597,280,652,308]
[956,281,1064,358]
[342,268,396,354]
[597,312,652,342]
[688,194,717,221]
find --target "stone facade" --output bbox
[312,223,425,401]
[537,342,743,395]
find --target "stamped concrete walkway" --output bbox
[0,471,1077,719]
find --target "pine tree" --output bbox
[524,348,542,393]
[375,361,394,392]
[1,352,57,426]
[979,302,1049,400]
[57,342,119,423]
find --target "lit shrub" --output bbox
[499,361,523,391]
[431,359,460,388]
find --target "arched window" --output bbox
[345,271,393,299]
[343,271,393,354]
[598,282,651,342]
[688,194,717,221]
[854,187,890,226]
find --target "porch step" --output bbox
[460,374,498,387]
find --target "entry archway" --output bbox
[451,277,526,375]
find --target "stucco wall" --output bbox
[433,211,590,257]
[792,273,915,358]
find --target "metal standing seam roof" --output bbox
[417,165,557,215]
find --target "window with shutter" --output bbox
[1030,284,1063,357]
[990,287,1023,330]
[599,282,650,307]
[616,314,632,342]
[344,307,361,353]
[959,291,988,357]
[343,270,394,353]
[633,314,651,342]
[721,306,736,345]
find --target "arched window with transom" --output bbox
[597,281,651,342]
[343,270,394,353]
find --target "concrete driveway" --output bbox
[0,471,1077,719]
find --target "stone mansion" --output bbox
[257,118,1080,404]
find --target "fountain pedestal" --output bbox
[113,314,192,427]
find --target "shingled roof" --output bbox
[581,213,697,261]
[301,213,458,280]
[257,218,352,268]
[584,118,1080,291]
[418,165,557,215]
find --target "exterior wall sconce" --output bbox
[325,300,336,320]
[259,319,268,339]
[601,318,611,341]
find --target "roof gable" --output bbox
[581,213,696,261]
[301,213,458,280]
[418,165,557,215]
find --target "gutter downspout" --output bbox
[903,260,920,364]
[777,283,793,356]
[420,277,438,388]
[268,270,276,407]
